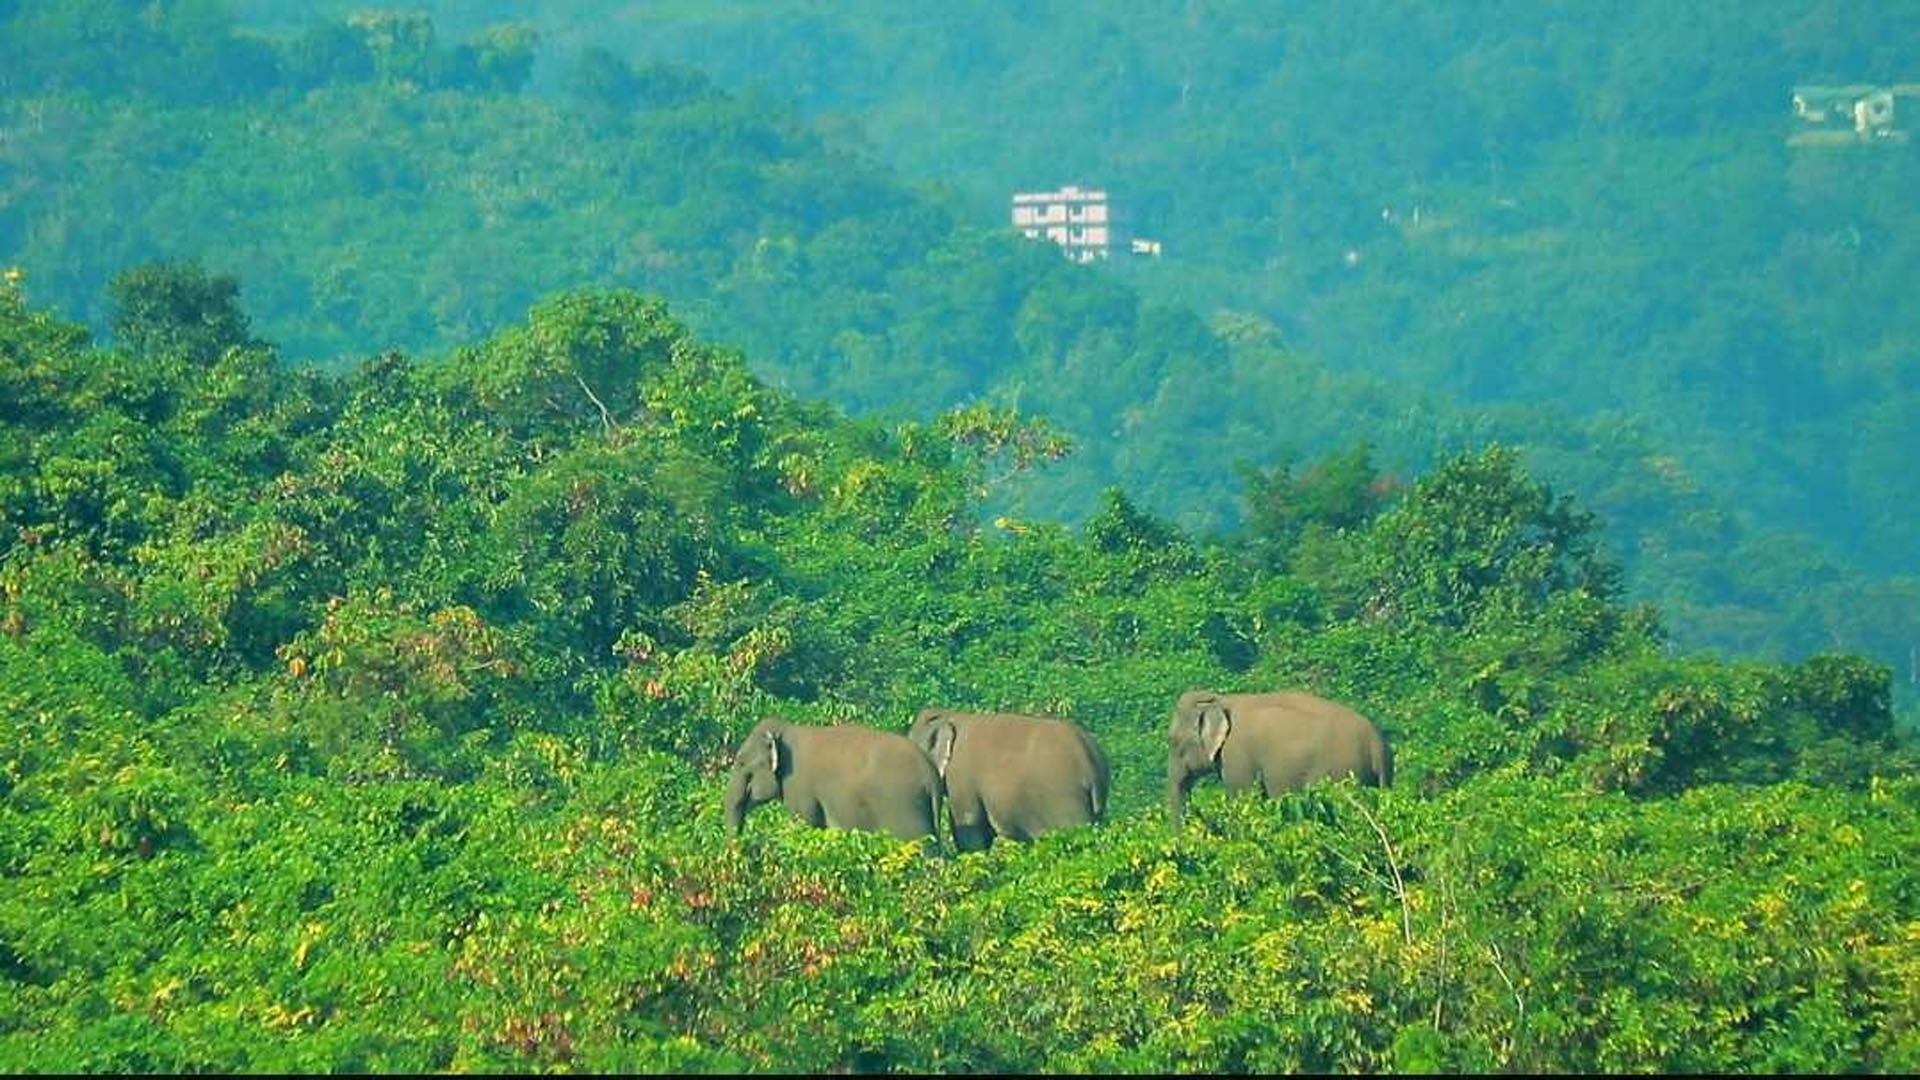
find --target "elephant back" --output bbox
[912,709,1109,829]
[818,723,942,786]
[1228,691,1391,787]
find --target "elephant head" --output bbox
[1167,690,1231,828]
[725,719,786,836]
[907,708,959,782]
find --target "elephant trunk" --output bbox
[724,769,749,836]
[1167,769,1191,830]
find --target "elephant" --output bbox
[724,718,942,843]
[907,709,1111,851]
[1166,689,1392,828]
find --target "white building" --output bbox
[1012,186,1114,263]
[1790,84,1919,146]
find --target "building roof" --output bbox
[1012,186,1108,204]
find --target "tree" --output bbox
[632,60,716,110]
[436,24,539,93]
[280,21,376,90]
[564,46,640,119]
[106,261,255,366]
[1354,445,1620,628]
[1239,442,1396,569]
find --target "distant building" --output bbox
[1013,185,1112,262]
[1012,185,1163,263]
[1790,84,1919,146]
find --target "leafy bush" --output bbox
[0,280,1912,1072]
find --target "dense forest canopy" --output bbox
[2,266,1914,1072]
[3,1,1916,715]
[1,4,1917,1070]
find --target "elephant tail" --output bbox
[925,785,946,848]
[1086,744,1112,823]
[1371,732,1395,788]
[1081,781,1105,825]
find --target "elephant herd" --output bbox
[724,689,1394,850]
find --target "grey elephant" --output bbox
[724,718,942,842]
[907,709,1111,851]
[1166,690,1392,828]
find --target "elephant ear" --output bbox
[926,719,958,779]
[1199,703,1231,763]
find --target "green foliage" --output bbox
[1083,487,1202,582]
[478,437,732,657]
[1351,445,1621,630]
[1239,442,1397,571]
[438,291,685,442]
[2,200,1916,1072]
[107,261,254,368]
[268,591,528,781]
[8,2,1920,720]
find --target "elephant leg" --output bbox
[993,791,1080,841]
[1220,752,1262,796]
[1038,784,1100,832]
[874,791,938,842]
[983,803,1022,843]
[829,788,891,833]
[949,793,995,851]
[785,788,828,828]
[953,821,995,851]
[1259,757,1318,797]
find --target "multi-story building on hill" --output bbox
[1012,186,1114,263]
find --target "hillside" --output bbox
[3,6,1916,1070]
[3,7,1915,715]
[2,270,1915,1070]
[213,0,1920,700]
